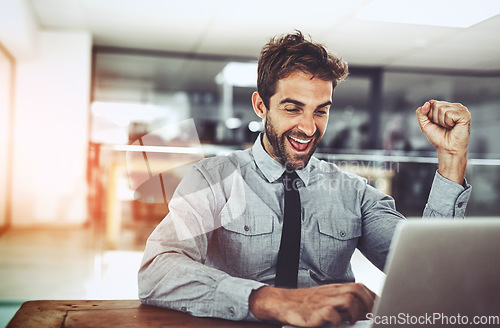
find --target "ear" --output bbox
[252,91,267,119]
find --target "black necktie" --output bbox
[275,170,301,288]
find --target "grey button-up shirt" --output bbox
[138,135,471,321]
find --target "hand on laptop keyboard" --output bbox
[249,283,376,327]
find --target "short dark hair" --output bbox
[257,31,348,109]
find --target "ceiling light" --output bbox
[215,62,257,87]
[356,0,500,28]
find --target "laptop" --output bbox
[285,219,500,328]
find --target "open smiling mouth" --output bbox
[287,135,313,152]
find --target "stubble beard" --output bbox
[264,118,321,171]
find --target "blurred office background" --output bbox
[1,0,500,325]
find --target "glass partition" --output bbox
[382,71,500,216]
[90,50,500,253]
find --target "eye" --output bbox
[285,107,300,113]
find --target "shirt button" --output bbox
[181,306,187,312]
[228,307,235,316]
[339,231,346,237]
[244,225,250,232]
[457,202,464,208]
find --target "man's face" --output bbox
[257,71,333,170]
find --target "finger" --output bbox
[444,104,471,125]
[344,294,362,323]
[442,109,457,128]
[420,101,431,115]
[430,102,441,126]
[326,294,361,325]
[343,283,376,312]
[337,293,371,324]
[415,102,431,131]
[323,307,343,327]
[340,310,351,322]
[433,102,456,129]
[366,288,377,299]
[432,102,469,129]
[326,284,375,318]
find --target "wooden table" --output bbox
[7,300,282,328]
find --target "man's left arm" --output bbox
[416,100,472,218]
[358,101,472,270]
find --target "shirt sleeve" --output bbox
[137,165,266,321]
[423,170,472,218]
[357,181,406,271]
[357,170,472,271]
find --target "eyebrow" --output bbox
[317,100,332,109]
[280,98,305,107]
[279,98,332,110]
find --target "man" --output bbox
[138,31,471,327]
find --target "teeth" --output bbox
[290,136,311,144]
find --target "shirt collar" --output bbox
[252,133,313,186]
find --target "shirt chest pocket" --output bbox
[217,213,275,278]
[317,216,362,276]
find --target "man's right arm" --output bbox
[137,166,265,321]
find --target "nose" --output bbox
[297,113,316,137]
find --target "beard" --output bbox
[264,118,321,171]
